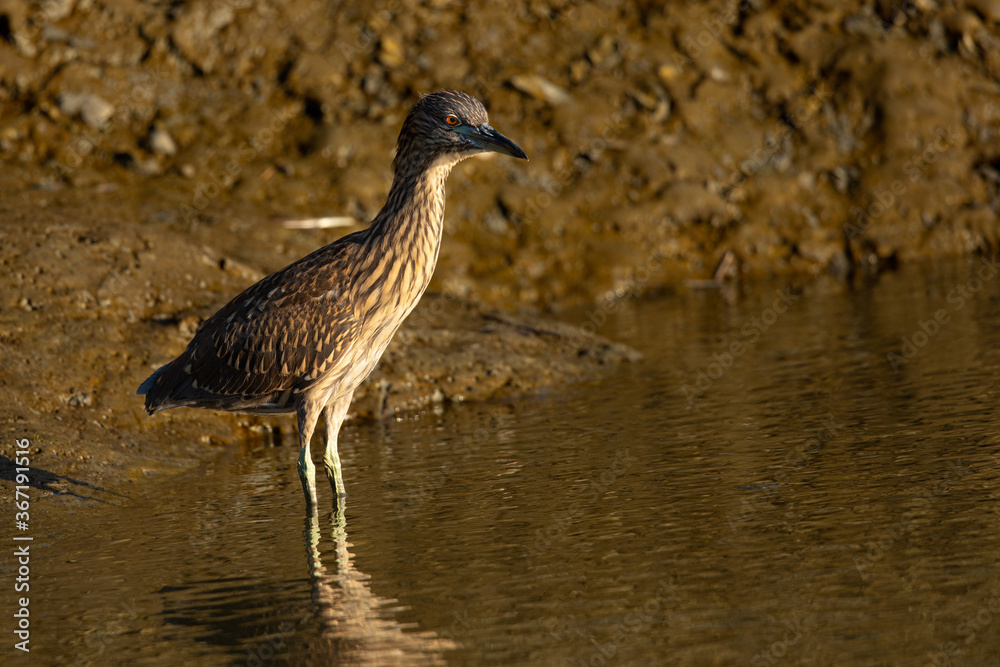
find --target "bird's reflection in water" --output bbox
[298,497,456,665]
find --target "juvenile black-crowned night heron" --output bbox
[138,91,527,506]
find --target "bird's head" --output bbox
[393,90,527,174]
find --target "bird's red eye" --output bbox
[445,114,461,126]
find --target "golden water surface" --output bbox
[32,259,1000,666]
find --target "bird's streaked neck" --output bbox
[370,151,467,241]
[354,151,470,328]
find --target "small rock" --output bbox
[828,165,858,194]
[136,157,163,176]
[944,10,984,53]
[843,7,885,38]
[379,37,405,68]
[657,62,683,82]
[708,66,730,82]
[588,34,618,67]
[632,86,671,123]
[67,392,92,407]
[41,25,71,43]
[171,3,235,73]
[178,315,202,338]
[149,127,177,156]
[510,74,571,106]
[42,0,76,22]
[58,92,115,129]
[41,25,96,49]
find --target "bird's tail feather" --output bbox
[137,366,164,396]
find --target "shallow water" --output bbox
[33,258,1000,666]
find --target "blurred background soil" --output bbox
[2,0,999,503]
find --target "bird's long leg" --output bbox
[297,399,323,507]
[323,393,353,500]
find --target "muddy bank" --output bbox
[2,1,999,309]
[0,187,638,514]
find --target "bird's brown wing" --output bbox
[142,243,362,413]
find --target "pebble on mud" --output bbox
[148,127,178,156]
[510,74,571,106]
[67,392,92,407]
[57,92,114,129]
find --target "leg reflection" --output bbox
[300,496,456,663]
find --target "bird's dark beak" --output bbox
[465,124,528,160]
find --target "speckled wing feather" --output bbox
[141,238,363,414]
